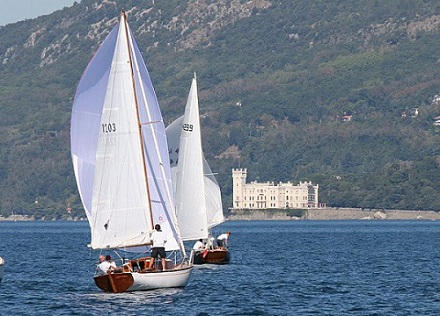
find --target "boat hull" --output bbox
[193,249,230,265]
[94,266,192,293]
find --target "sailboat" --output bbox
[70,12,192,292]
[166,76,230,264]
[0,256,4,282]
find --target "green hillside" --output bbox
[1,0,440,218]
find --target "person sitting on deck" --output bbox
[105,255,122,273]
[97,255,122,275]
[149,224,167,271]
[97,255,112,275]
[192,239,205,251]
[216,231,231,249]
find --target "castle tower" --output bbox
[232,168,247,209]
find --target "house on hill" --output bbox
[232,168,322,210]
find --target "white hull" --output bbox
[94,265,192,292]
[0,257,4,282]
[128,267,192,291]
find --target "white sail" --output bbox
[71,13,180,251]
[203,159,224,229]
[166,77,224,241]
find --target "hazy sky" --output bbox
[0,0,77,26]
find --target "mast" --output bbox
[121,11,154,232]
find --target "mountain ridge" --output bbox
[1,0,440,218]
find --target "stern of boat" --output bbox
[94,273,134,293]
[194,249,230,264]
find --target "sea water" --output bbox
[1,220,440,315]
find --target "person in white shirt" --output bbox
[97,255,112,275]
[192,239,205,251]
[96,255,121,275]
[216,231,231,249]
[150,224,167,270]
[105,255,122,272]
[208,236,215,249]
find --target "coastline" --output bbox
[227,207,440,221]
[0,215,86,221]
[2,207,440,221]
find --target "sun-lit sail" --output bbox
[71,12,192,293]
[166,77,224,242]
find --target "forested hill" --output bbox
[1,0,440,219]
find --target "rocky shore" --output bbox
[227,207,440,221]
[2,207,440,221]
[0,215,85,221]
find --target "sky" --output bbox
[0,0,77,26]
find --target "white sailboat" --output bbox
[70,12,192,292]
[166,76,229,264]
[0,256,4,282]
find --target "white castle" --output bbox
[232,168,320,209]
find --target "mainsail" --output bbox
[71,12,180,251]
[166,77,224,241]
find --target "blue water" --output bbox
[1,220,440,315]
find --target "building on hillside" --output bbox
[232,168,322,210]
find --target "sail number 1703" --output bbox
[102,123,116,133]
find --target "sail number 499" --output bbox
[102,123,116,133]
[182,123,193,132]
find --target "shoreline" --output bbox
[2,207,440,221]
[227,207,440,221]
[0,215,86,222]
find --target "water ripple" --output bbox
[2,221,440,315]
